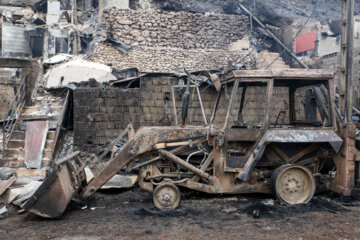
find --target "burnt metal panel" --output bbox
[24,120,49,169]
[266,129,343,152]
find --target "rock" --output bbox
[142,30,150,37]
[221,207,238,213]
[0,205,8,219]
[130,29,141,38]
[0,168,16,180]
[252,209,260,218]
[117,19,133,25]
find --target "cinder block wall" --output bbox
[73,75,290,152]
[73,75,220,152]
[317,51,360,108]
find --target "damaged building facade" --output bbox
[73,7,257,151]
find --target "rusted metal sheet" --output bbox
[22,166,74,218]
[127,126,207,157]
[24,120,49,169]
[222,69,334,82]
[266,129,343,152]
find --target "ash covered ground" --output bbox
[0,188,359,240]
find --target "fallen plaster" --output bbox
[45,59,117,89]
[228,36,251,51]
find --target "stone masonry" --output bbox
[91,45,256,72]
[91,8,253,73]
[103,9,249,50]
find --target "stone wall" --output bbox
[91,44,256,72]
[91,8,254,73]
[103,9,249,50]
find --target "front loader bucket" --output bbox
[21,165,75,218]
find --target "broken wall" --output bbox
[0,58,42,119]
[91,8,253,72]
[103,9,248,49]
[92,45,256,72]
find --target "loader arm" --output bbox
[22,126,208,218]
[83,126,208,197]
[82,144,133,198]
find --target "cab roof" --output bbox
[221,69,334,84]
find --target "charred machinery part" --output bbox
[274,100,288,127]
[171,84,207,126]
[272,164,316,205]
[303,86,330,124]
[180,69,192,127]
[153,180,181,210]
[22,69,360,218]
[159,149,212,182]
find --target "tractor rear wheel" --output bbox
[272,164,316,205]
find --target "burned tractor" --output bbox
[23,69,360,218]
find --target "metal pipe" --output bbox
[181,70,192,127]
[159,149,212,181]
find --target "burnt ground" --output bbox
[0,188,360,240]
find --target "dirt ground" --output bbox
[0,188,360,240]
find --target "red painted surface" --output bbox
[296,30,317,53]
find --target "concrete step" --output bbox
[259,58,286,65]
[7,139,55,149]
[22,106,63,115]
[0,157,52,168]
[259,51,280,58]
[15,118,59,131]
[263,64,290,69]
[11,130,56,140]
[3,148,53,159]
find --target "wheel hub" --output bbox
[161,192,173,202]
[153,182,181,210]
